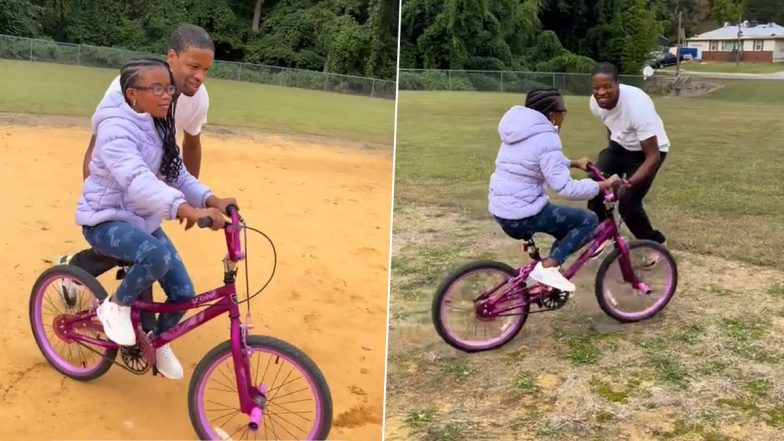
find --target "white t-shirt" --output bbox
[103,75,210,139]
[589,84,669,152]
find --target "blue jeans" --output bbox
[83,221,196,335]
[495,203,598,265]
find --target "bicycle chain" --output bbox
[73,337,156,376]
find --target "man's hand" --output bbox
[598,174,622,191]
[82,134,97,181]
[570,157,592,171]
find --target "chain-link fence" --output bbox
[398,68,681,96]
[0,34,396,99]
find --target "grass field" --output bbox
[664,61,784,74]
[386,81,784,440]
[0,59,395,145]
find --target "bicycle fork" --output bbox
[229,311,267,431]
[614,237,653,295]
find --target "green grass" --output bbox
[394,86,784,266]
[405,408,438,430]
[666,61,784,74]
[0,59,395,145]
[513,372,537,393]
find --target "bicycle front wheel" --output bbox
[188,335,332,440]
[595,240,678,322]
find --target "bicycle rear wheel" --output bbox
[595,240,678,322]
[188,335,332,440]
[29,265,116,381]
[432,260,529,352]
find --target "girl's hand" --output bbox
[207,195,239,215]
[570,157,591,171]
[177,204,226,231]
[598,174,622,190]
[191,207,226,231]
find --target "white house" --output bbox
[686,21,784,63]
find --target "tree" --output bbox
[746,0,784,23]
[622,0,664,74]
[0,0,42,37]
[710,0,748,24]
[252,0,264,32]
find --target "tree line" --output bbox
[0,0,399,80]
[401,0,784,75]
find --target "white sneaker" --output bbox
[214,427,233,440]
[529,262,576,292]
[155,344,184,380]
[96,299,136,346]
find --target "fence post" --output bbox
[552,73,556,88]
[371,79,376,98]
[500,71,504,93]
[77,45,81,66]
[324,73,330,91]
[448,70,452,91]
[237,63,243,81]
[30,39,34,61]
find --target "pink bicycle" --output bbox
[432,164,678,352]
[30,206,333,440]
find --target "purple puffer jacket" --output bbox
[488,105,599,220]
[76,90,212,234]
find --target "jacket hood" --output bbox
[91,89,155,134]
[498,105,556,145]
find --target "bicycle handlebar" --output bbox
[585,163,619,202]
[196,204,244,262]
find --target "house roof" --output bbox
[689,21,784,40]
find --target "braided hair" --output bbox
[119,58,182,184]
[524,87,563,117]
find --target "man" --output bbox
[587,62,669,257]
[53,24,214,370]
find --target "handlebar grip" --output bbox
[197,217,213,228]
[226,204,240,214]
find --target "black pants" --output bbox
[587,141,667,244]
[69,248,158,334]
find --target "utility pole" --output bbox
[736,12,743,67]
[676,10,683,77]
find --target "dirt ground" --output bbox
[0,114,393,441]
[385,204,784,441]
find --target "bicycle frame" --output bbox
[476,165,652,317]
[58,206,262,413]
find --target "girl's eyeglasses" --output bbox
[134,84,177,97]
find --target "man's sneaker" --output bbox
[52,253,75,266]
[643,241,666,268]
[155,343,184,380]
[529,262,576,293]
[96,299,136,346]
[58,279,79,308]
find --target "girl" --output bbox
[488,87,621,293]
[76,58,236,380]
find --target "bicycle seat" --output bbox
[86,248,132,267]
